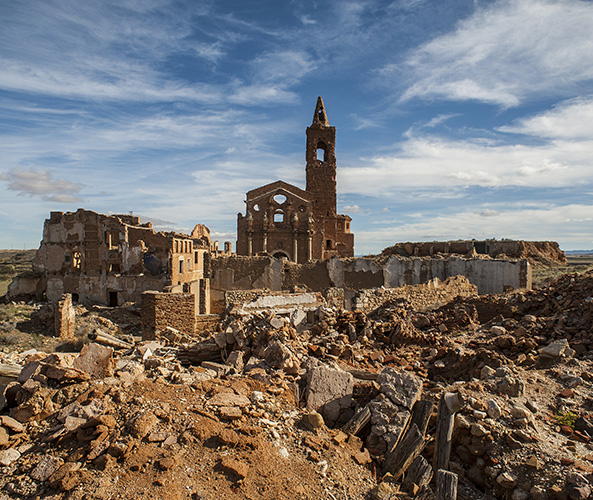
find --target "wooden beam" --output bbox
[433,392,464,472]
[436,469,458,500]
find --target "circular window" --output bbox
[273,194,287,205]
[298,205,306,212]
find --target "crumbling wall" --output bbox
[211,255,283,290]
[8,209,212,307]
[212,255,530,296]
[282,260,333,290]
[45,274,168,305]
[6,271,45,301]
[141,291,196,340]
[381,257,531,295]
[352,275,477,312]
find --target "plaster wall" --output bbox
[212,255,531,298]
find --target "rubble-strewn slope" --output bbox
[1,270,593,500]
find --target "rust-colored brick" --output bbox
[237,97,354,263]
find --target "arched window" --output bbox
[274,211,284,224]
[316,141,328,161]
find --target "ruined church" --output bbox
[236,97,354,263]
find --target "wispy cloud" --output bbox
[0,167,83,202]
[341,95,593,195]
[355,203,593,254]
[499,95,593,139]
[391,0,593,106]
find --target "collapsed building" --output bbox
[7,209,211,314]
[4,98,542,339]
[236,97,354,262]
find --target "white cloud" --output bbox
[354,203,593,255]
[424,114,459,128]
[228,84,300,106]
[341,204,367,214]
[0,59,222,103]
[300,15,317,25]
[340,96,593,195]
[251,50,317,86]
[0,167,83,202]
[393,0,593,106]
[499,95,593,139]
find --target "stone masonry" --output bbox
[236,97,354,263]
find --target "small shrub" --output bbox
[554,411,578,428]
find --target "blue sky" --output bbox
[1,0,593,254]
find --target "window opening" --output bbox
[274,211,284,224]
[72,252,82,269]
[273,194,287,205]
[316,142,327,161]
[108,291,118,307]
[179,259,184,274]
[326,240,332,249]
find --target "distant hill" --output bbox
[0,249,36,296]
[564,250,593,255]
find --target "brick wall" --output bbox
[141,291,196,340]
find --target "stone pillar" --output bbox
[55,293,76,339]
[247,233,253,256]
[293,235,298,263]
[263,232,268,253]
[307,234,313,261]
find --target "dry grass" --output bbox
[0,249,36,296]
[532,253,593,288]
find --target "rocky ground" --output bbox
[1,270,593,500]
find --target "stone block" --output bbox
[305,365,354,426]
[73,343,114,379]
[263,341,300,375]
[377,367,423,410]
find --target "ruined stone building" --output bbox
[236,97,354,263]
[8,209,211,313]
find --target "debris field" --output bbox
[1,270,593,500]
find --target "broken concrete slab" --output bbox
[1,415,25,433]
[30,455,63,482]
[0,448,21,467]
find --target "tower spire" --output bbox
[312,96,330,127]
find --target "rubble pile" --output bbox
[1,269,593,499]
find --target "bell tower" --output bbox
[306,96,337,219]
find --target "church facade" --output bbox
[236,97,354,263]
